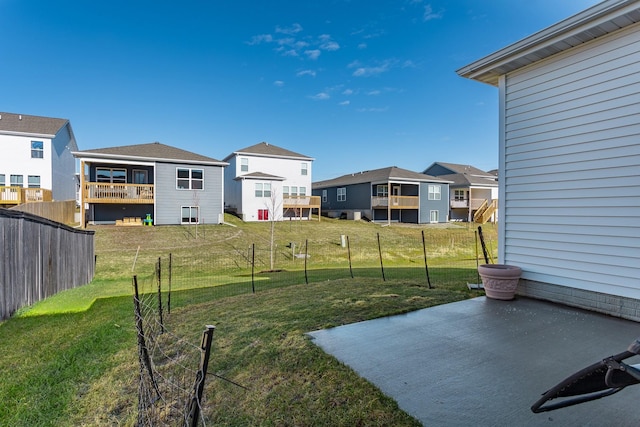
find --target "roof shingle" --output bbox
[0,112,69,136]
[74,142,225,164]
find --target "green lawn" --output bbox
[0,216,495,426]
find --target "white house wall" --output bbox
[0,134,54,192]
[50,124,77,201]
[225,153,312,221]
[502,23,640,299]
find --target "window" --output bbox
[283,186,289,196]
[257,209,269,221]
[0,174,4,186]
[240,158,249,172]
[10,175,23,187]
[290,186,297,196]
[301,162,308,176]
[337,187,346,202]
[377,185,388,197]
[181,206,199,224]
[430,210,439,223]
[96,168,126,183]
[176,168,204,190]
[31,141,44,158]
[322,190,327,202]
[428,185,441,200]
[254,182,271,198]
[454,190,466,201]
[28,176,41,188]
[299,186,306,196]
[133,169,148,184]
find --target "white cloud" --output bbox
[423,4,443,21]
[310,92,330,100]
[356,106,389,112]
[358,42,367,49]
[247,34,273,45]
[352,63,390,77]
[342,89,354,95]
[296,70,317,77]
[275,23,303,35]
[273,80,285,87]
[319,34,340,51]
[280,49,299,57]
[366,90,381,96]
[339,100,350,106]
[305,49,321,60]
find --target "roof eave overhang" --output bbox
[227,151,314,162]
[456,0,640,86]
[0,130,57,139]
[72,151,228,167]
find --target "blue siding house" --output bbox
[73,142,228,226]
[312,166,451,223]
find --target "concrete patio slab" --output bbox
[308,297,640,426]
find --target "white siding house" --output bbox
[224,142,320,221]
[0,112,77,204]
[457,0,640,320]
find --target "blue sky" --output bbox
[2,0,601,180]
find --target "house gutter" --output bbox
[456,0,640,85]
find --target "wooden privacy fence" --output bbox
[9,200,77,225]
[0,208,95,320]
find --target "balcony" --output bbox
[83,183,154,204]
[283,195,321,209]
[450,198,487,209]
[371,195,419,209]
[0,186,53,205]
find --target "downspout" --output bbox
[498,74,507,264]
[387,180,391,226]
[80,160,86,228]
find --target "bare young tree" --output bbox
[264,184,282,271]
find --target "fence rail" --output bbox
[0,208,95,320]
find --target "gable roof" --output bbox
[0,112,70,137]
[73,142,227,166]
[424,162,498,187]
[457,0,640,86]
[224,141,313,161]
[425,162,494,177]
[313,166,451,189]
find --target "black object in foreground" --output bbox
[531,338,640,413]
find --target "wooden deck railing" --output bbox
[450,198,488,209]
[371,195,419,209]
[83,183,154,204]
[0,186,53,205]
[283,195,321,209]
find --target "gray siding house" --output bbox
[423,162,499,222]
[73,142,228,226]
[457,0,640,320]
[312,166,451,224]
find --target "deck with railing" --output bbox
[83,183,154,204]
[450,198,487,209]
[0,186,53,205]
[371,195,419,209]
[283,195,321,209]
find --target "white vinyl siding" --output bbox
[501,23,640,298]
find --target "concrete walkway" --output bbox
[308,297,640,426]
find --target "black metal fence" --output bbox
[133,272,215,426]
[138,227,497,314]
